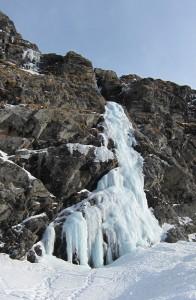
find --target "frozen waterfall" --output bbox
[43,101,162,267]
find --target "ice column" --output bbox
[42,223,55,255]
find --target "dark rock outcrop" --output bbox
[0,152,56,258]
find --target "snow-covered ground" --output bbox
[0,242,195,300]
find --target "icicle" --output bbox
[42,223,55,255]
[62,212,88,265]
[85,206,104,267]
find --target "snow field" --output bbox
[0,242,195,300]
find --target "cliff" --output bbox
[0,11,195,262]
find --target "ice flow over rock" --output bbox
[43,102,162,267]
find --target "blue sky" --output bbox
[1,0,196,88]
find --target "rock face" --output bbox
[0,151,56,258]
[0,12,195,260]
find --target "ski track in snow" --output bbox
[0,242,196,300]
[68,269,96,300]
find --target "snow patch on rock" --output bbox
[188,233,196,241]
[178,216,193,225]
[161,223,175,240]
[66,143,114,163]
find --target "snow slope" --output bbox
[0,242,195,300]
